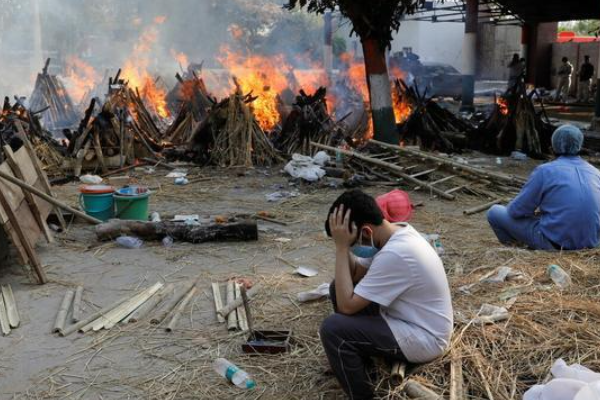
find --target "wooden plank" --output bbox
[429,175,457,186]
[409,168,438,179]
[310,142,455,200]
[2,145,53,243]
[211,283,225,323]
[21,135,66,230]
[0,186,47,284]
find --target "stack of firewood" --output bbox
[0,97,66,174]
[394,79,473,153]
[273,87,343,155]
[164,69,216,145]
[470,81,555,157]
[29,59,80,132]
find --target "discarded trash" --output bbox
[293,266,318,278]
[273,238,292,243]
[150,212,161,222]
[422,234,444,255]
[471,303,509,325]
[266,190,299,202]
[524,359,600,400]
[174,177,189,185]
[312,151,330,167]
[144,167,156,174]
[116,236,143,249]
[166,170,188,178]
[213,358,256,389]
[79,174,103,184]
[284,153,327,182]
[481,266,520,284]
[172,215,200,223]
[510,150,529,161]
[162,236,174,248]
[297,283,330,303]
[547,264,571,289]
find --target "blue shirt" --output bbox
[507,156,600,250]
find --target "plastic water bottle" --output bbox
[428,234,445,256]
[162,236,174,248]
[116,236,143,249]
[547,264,572,289]
[213,358,256,389]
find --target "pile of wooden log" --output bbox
[169,88,280,167]
[273,87,343,155]
[394,79,473,153]
[470,80,555,157]
[29,59,80,132]
[164,69,216,145]
[0,97,66,175]
[65,70,168,174]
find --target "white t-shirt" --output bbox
[354,224,453,363]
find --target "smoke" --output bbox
[0,0,329,101]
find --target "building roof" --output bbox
[493,0,600,23]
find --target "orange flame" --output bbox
[171,49,189,70]
[121,19,170,119]
[64,56,100,103]
[497,97,509,116]
[218,45,291,131]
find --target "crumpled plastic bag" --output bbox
[524,359,600,400]
[297,283,330,303]
[284,153,328,182]
[79,174,103,184]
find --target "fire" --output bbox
[64,56,100,103]
[154,16,167,24]
[121,19,170,119]
[218,45,292,131]
[497,97,509,116]
[171,49,189,70]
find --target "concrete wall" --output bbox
[551,41,600,93]
[477,24,522,81]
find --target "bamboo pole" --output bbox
[2,285,20,328]
[0,292,11,335]
[72,286,84,323]
[60,294,131,336]
[450,352,464,400]
[235,283,249,332]
[211,283,225,323]
[165,286,197,332]
[310,142,455,200]
[404,380,441,400]
[217,284,261,318]
[150,281,196,325]
[126,283,174,323]
[53,290,74,333]
[463,199,502,215]
[88,282,163,331]
[226,280,237,331]
[390,362,407,386]
[0,169,102,225]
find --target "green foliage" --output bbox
[560,20,600,36]
[285,0,426,49]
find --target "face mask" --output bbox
[351,229,380,259]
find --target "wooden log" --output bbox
[218,284,261,318]
[450,352,464,400]
[310,142,455,200]
[1,285,20,328]
[72,286,84,323]
[211,283,225,323]
[0,169,101,225]
[165,286,197,332]
[53,290,74,333]
[226,280,237,331]
[126,283,174,323]
[463,199,502,216]
[95,219,258,243]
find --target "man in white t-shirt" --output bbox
[321,190,453,400]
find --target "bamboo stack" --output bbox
[0,285,20,336]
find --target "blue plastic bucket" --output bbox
[79,192,115,222]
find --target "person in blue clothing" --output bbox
[487,125,600,251]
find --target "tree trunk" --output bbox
[361,38,397,144]
[96,219,258,243]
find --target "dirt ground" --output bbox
[0,151,595,399]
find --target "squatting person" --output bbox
[487,125,600,251]
[320,190,453,400]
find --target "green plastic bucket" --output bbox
[79,192,115,222]
[114,188,150,221]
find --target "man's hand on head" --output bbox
[329,205,358,250]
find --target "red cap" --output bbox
[376,190,414,223]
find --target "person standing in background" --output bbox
[577,55,595,103]
[555,57,573,103]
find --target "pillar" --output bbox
[460,0,478,112]
[520,24,530,60]
[324,12,333,82]
[596,49,600,119]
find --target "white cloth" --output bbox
[524,359,600,400]
[354,224,453,363]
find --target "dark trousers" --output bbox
[320,281,407,400]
